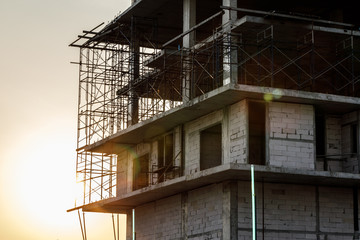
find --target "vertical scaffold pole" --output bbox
[251,165,257,240]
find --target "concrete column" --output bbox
[223,106,230,164]
[222,0,238,85]
[222,181,238,240]
[129,17,139,126]
[357,110,360,174]
[222,0,237,23]
[181,192,188,239]
[126,209,133,240]
[353,187,359,239]
[183,0,196,48]
[182,0,196,102]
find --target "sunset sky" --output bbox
[0,0,129,239]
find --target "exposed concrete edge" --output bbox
[82,83,360,153]
[80,163,360,213]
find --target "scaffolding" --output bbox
[70,10,360,206]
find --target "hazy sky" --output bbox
[0,0,130,239]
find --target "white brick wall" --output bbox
[319,187,353,234]
[135,202,156,239]
[131,182,359,240]
[322,116,343,172]
[326,117,342,156]
[229,100,248,164]
[341,111,359,173]
[184,110,223,175]
[269,102,315,170]
[135,195,182,240]
[187,184,223,238]
[154,195,182,239]
[263,184,316,232]
[236,182,357,240]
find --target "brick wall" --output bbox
[268,102,315,170]
[187,184,223,238]
[321,116,343,172]
[229,100,248,164]
[341,111,359,174]
[130,181,359,240]
[237,182,358,240]
[319,187,353,235]
[135,195,182,240]
[184,110,223,175]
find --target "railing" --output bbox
[151,151,182,185]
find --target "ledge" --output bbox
[73,163,360,213]
[82,83,360,153]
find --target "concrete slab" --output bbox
[79,163,360,213]
[84,83,360,153]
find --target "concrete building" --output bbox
[69,0,360,239]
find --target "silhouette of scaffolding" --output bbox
[70,11,360,206]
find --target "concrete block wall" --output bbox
[326,117,342,156]
[129,181,359,240]
[134,195,182,240]
[341,111,359,174]
[117,149,129,196]
[131,183,223,240]
[323,116,343,172]
[154,195,182,239]
[238,182,317,240]
[184,109,223,175]
[237,182,359,240]
[187,184,223,238]
[229,100,248,164]
[268,102,315,170]
[319,187,353,235]
[263,184,316,233]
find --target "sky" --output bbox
[0,0,130,239]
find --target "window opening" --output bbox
[200,124,222,170]
[133,154,149,190]
[155,133,174,183]
[315,114,325,156]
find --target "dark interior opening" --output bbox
[133,154,149,190]
[200,124,222,170]
[248,101,266,165]
[315,113,325,156]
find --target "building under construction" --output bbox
[69,0,360,239]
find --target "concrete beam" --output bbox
[84,84,360,153]
[79,163,360,213]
